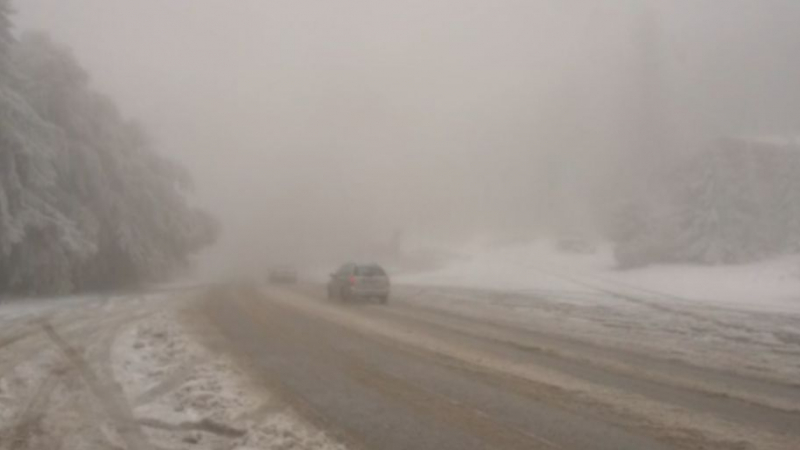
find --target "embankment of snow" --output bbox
[396,239,800,313]
[112,310,346,450]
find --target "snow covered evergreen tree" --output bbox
[612,138,800,267]
[0,22,216,294]
[0,0,14,68]
[768,140,800,252]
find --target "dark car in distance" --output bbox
[268,266,298,284]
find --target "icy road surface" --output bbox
[203,284,799,450]
[1,281,798,450]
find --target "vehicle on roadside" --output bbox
[268,266,298,284]
[327,263,390,304]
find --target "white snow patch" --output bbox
[394,239,800,382]
[112,310,347,450]
[0,294,99,322]
[396,239,800,313]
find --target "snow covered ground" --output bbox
[0,294,102,323]
[0,290,346,450]
[112,309,346,450]
[393,239,800,384]
[396,239,800,314]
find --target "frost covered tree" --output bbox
[0,0,13,66]
[0,14,79,292]
[0,25,217,294]
[769,142,800,252]
[612,138,800,267]
[671,148,758,263]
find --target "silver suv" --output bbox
[327,263,390,303]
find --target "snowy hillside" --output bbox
[396,239,800,314]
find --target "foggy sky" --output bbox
[16,0,800,277]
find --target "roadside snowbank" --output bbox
[0,294,100,322]
[112,310,346,450]
[396,239,800,313]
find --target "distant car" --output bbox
[268,266,298,284]
[556,236,597,254]
[327,263,390,304]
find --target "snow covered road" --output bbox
[201,284,800,450]
[2,278,798,450]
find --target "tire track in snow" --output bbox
[41,321,154,450]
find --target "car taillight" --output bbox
[349,276,356,286]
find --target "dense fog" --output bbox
[16,0,800,279]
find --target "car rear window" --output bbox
[355,265,386,276]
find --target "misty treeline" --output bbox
[595,4,800,269]
[0,3,217,294]
[611,138,800,267]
